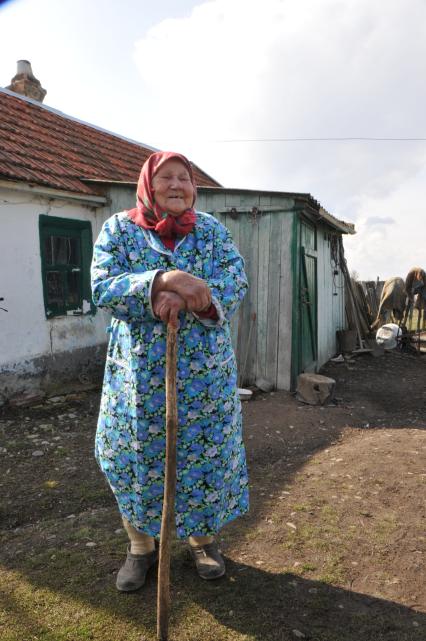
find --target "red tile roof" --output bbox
[0,89,220,195]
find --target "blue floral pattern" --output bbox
[91,212,249,538]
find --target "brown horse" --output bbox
[405,267,426,300]
[403,267,426,331]
[371,276,406,330]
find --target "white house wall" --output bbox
[0,186,111,399]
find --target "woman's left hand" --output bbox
[153,290,186,326]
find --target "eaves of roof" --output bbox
[198,186,355,234]
[0,177,107,206]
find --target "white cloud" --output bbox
[365,216,395,226]
[344,164,426,280]
[133,0,426,279]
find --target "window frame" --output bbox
[39,215,94,318]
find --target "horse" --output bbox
[371,277,406,330]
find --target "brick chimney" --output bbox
[7,60,46,103]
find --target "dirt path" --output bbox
[0,350,425,640]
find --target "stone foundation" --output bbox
[0,343,107,405]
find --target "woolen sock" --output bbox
[122,518,155,555]
[188,535,215,547]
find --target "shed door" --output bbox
[299,223,317,372]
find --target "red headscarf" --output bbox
[127,151,197,238]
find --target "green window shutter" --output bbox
[39,215,95,318]
[80,225,95,314]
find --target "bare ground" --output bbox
[0,349,425,641]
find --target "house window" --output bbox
[39,215,94,318]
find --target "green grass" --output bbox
[371,512,399,546]
[1,513,424,641]
[291,503,310,512]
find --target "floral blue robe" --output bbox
[91,211,249,538]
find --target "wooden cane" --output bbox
[157,323,178,641]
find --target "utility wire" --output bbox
[213,137,426,142]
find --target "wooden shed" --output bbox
[196,187,355,391]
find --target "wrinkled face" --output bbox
[152,159,195,217]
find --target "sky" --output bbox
[1,0,425,280]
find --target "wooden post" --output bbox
[157,324,178,641]
[338,237,364,349]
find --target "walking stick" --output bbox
[157,323,178,641]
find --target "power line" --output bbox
[213,137,426,143]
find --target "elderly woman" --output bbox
[91,151,249,592]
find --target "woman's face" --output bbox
[152,159,195,216]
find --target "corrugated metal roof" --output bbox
[0,89,220,195]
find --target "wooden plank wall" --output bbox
[196,191,294,389]
[316,226,346,366]
[277,216,294,389]
[108,185,136,218]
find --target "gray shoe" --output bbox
[189,541,226,580]
[116,545,158,592]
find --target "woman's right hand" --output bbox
[154,270,212,312]
[152,290,186,326]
